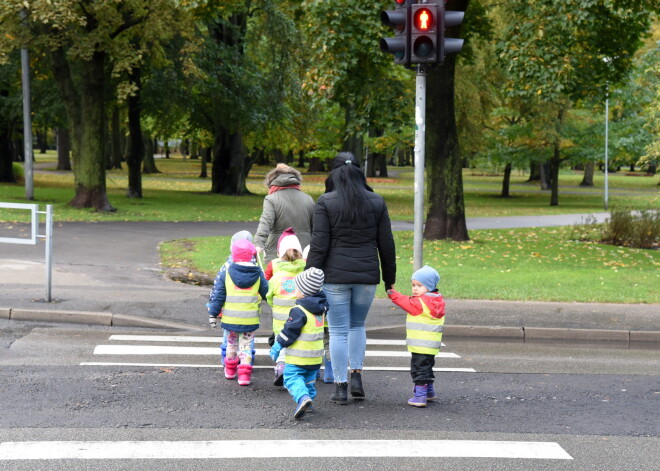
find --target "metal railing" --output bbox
[0,202,53,301]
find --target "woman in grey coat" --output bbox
[254,164,315,264]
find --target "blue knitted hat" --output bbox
[411,265,440,292]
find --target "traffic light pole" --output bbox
[413,65,426,271]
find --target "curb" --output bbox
[3,307,205,332]
[367,324,660,347]
[4,307,660,346]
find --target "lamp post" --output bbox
[604,83,609,210]
[20,10,33,200]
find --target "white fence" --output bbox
[0,202,53,302]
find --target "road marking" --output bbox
[0,440,572,460]
[107,335,443,347]
[79,362,475,372]
[93,345,459,358]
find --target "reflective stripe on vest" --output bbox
[222,272,260,326]
[273,298,296,307]
[285,306,324,366]
[406,297,444,355]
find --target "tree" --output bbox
[496,0,659,206]
[0,1,187,210]
[0,53,21,183]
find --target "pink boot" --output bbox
[224,358,239,380]
[237,364,253,386]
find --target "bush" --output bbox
[602,208,660,249]
[12,162,24,182]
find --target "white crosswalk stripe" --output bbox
[80,334,476,373]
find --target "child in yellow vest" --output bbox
[266,232,306,386]
[208,239,268,386]
[269,268,327,419]
[387,265,445,407]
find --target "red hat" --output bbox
[232,239,256,262]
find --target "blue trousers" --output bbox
[283,364,319,403]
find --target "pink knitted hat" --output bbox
[232,239,256,262]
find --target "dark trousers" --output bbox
[410,352,435,386]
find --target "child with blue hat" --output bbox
[387,265,446,407]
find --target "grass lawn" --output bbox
[160,226,659,304]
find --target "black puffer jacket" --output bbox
[305,190,396,286]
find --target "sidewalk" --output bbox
[1,220,658,345]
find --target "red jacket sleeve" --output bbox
[264,261,273,280]
[387,289,424,316]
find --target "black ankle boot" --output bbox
[350,371,365,399]
[330,382,348,405]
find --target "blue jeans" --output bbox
[283,364,318,403]
[324,283,377,383]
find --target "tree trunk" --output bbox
[501,162,512,197]
[50,48,113,211]
[56,128,71,170]
[110,107,122,170]
[298,150,305,168]
[126,67,144,198]
[423,29,469,242]
[378,153,388,177]
[0,127,15,183]
[527,161,541,181]
[539,161,550,190]
[142,131,160,174]
[199,147,208,178]
[36,128,48,154]
[580,161,595,186]
[211,127,250,195]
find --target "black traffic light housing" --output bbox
[410,3,438,64]
[439,2,465,63]
[380,0,411,65]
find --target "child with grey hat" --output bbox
[387,265,446,407]
[269,267,328,419]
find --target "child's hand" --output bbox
[269,342,283,361]
[208,316,218,328]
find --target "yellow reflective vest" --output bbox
[406,297,444,355]
[221,272,261,327]
[285,305,324,366]
[267,260,305,335]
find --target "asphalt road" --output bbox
[1,322,658,470]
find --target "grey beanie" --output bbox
[294,268,324,296]
[230,230,253,248]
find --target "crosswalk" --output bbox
[80,334,476,373]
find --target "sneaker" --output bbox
[273,362,285,386]
[294,395,313,419]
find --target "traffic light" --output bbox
[439,2,464,63]
[410,3,438,64]
[380,0,410,65]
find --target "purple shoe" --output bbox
[408,384,428,407]
[273,362,285,386]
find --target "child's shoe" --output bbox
[237,364,253,386]
[408,384,428,407]
[427,383,437,401]
[323,359,334,384]
[294,395,313,419]
[273,362,285,386]
[224,358,239,379]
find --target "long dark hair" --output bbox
[325,152,374,223]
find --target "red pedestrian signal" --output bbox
[415,7,433,31]
[410,4,437,63]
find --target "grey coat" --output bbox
[253,173,315,264]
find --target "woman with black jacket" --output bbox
[305,152,397,404]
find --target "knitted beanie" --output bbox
[411,265,440,292]
[232,239,256,263]
[230,230,253,249]
[294,268,324,296]
[277,227,302,258]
